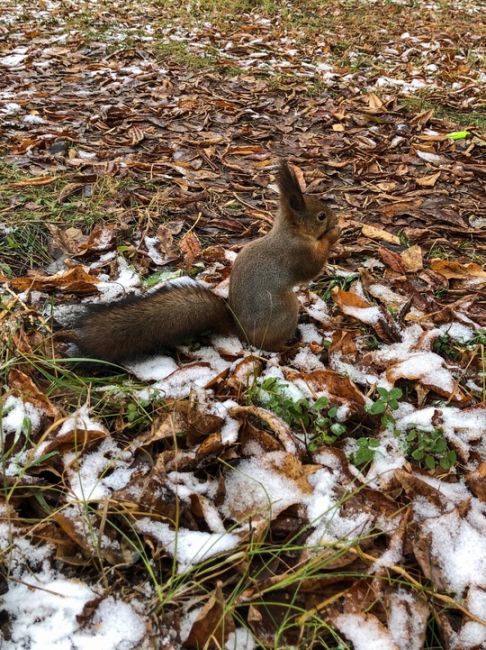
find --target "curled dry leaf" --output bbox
[6,175,57,187]
[466,463,486,502]
[416,171,441,187]
[333,288,400,342]
[75,224,118,256]
[184,583,235,649]
[8,368,57,419]
[226,355,263,391]
[286,368,366,413]
[3,265,100,295]
[180,230,202,267]
[430,259,486,280]
[228,405,298,454]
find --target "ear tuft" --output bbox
[277,160,305,212]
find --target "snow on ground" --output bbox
[0,503,149,649]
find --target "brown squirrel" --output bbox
[67,161,340,362]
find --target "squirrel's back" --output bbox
[71,283,232,362]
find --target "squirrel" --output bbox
[65,160,340,362]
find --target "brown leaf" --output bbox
[386,355,470,403]
[184,583,234,649]
[47,225,87,255]
[416,171,441,187]
[362,224,400,245]
[75,224,118,256]
[378,247,406,274]
[430,259,486,280]
[466,464,486,502]
[367,92,384,112]
[385,588,429,650]
[400,245,423,272]
[8,369,57,419]
[227,356,264,391]
[180,231,201,267]
[286,369,365,413]
[332,288,399,341]
[379,199,423,217]
[58,182,84,202]
[3,266,100,295]
[6,176,57,188]
[228,405,298,455]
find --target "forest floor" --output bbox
[0,1,485,648]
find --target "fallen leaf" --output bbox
[8,369,57,419]
[362,224,400,245]
[430,259,486,280]
[5,176,57,188]
[416,171,441,187]
[75,224,118,256]
[400,245,423,272]
[180,231,201,267]
[185,583,234,649]
[2,266,100,295]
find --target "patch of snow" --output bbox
[135,518,240,572]
[453,586,486,648]
[96,256,141,302]
[305,292,331,324]
[413,494,486,596]
[222,451,306,521]
[124,355,178,381]
[64,437,134,502]
[144,235,167,266]
[1,395,44,440]
[23,114,46,125]
[1,102,21,115]
[225,627,256,650]
[305,468,372,545]
[374,76,429,93]
[335,612,396,649]
[57,404,107,437]
[77,149,97,159]
[298,323,323,344]
[292,348,324,372]
[342,304,382,325]
[140,363,220,400]
[438,322,474,343]
[0,53,26,67]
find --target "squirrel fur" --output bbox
[67,160,340,362]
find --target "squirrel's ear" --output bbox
[277,160,305,213]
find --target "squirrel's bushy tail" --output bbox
[70,283,233,363]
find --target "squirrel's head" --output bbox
[277,160,336,239]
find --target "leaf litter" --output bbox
[0,0,485,648]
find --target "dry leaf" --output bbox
[180,231,201,267]
[6,176,57,188]
[400,245,423,272]
[416,171,441,187]
[3,265,100,295]
[185,583,234,649]
[8,368,57,419]
[430,259,486,279]
[362,224,401,245]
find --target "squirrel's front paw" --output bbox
[321,226,341,245]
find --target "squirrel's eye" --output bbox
[317,212,327,222]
